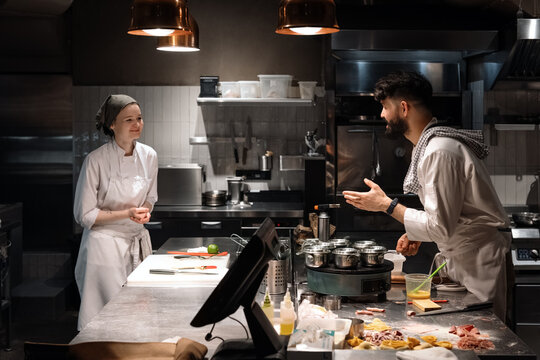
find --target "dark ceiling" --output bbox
[335,0,523,30]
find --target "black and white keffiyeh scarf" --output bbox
[403,120,489,194]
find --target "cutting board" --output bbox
[126,254,229,287]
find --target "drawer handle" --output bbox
[201,221,222,229]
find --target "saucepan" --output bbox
[203,190,227,207]
[512,212,540,227]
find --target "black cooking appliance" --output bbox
[510,219,540,356]
[306,260,393,300]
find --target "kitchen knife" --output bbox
[175,266,217,270]
[415,301,493,316]
[242,117,252,165]
[230,122,239,163]
[149,269,218,275]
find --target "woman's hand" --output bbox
[128,207,151,224]
[343,178,391,212]
[396,233,421,256]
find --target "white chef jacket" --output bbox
[403,134,511,320]
[74,140,158,330]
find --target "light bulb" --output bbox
[143,28,175,36]
[291,27,322,35]
[157,46,200,52]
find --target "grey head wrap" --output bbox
[95,94,139,137]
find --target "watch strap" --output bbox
[386,198,399,215]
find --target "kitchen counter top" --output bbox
[153,202,304,219]
[70,237,537,359]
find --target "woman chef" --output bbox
[74,94,158,330]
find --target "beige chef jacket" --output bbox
[403,135,511,320]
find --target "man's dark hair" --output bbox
[374,71,433,111]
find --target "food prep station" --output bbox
[70,236,537,359]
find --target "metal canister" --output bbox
[318,211,330,242]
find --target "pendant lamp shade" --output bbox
[276,0,339,35]
[157,14,200,52]
[128,0,192,36]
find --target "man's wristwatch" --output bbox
[386,198,399,215]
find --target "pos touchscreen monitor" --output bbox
[190,217,286,360]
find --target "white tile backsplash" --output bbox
[73,86,324,192]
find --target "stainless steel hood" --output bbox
[492,18,540,87]
[331,1,540,90]
[331,29,499,93]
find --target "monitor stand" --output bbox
[211,338,287,360]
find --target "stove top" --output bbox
[511,228,540,269]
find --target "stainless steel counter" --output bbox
[71,237,537,359]
[153,202,304,219]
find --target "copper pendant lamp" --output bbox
[128,0,192,36]
[276,0,339,35]
[156,14,200,52]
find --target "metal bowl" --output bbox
[358,245,387,267]
[203,190,227,207]
[512,212,540,227]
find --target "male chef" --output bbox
[343,71,512,322]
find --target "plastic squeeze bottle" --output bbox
[279,289,296,335]
[261,287,274,325]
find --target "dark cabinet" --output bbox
[145,216,301,250]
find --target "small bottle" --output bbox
[261,287,274,325]
[279,289,296,335]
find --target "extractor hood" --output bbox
[331,0,540,90]
[488,18,540,89]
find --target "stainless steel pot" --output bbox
[304,246,330,268]
[333,247,359,269]
[359,245,387,267]
[300,291,319,304]
[203,190,227,207]
[512,212,540,227]
[319,242,337,263]
[353,240,377,250]
[329,238,350,248]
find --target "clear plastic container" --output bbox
[258,74,292,98]
[298,81,317,100]
[219,81,240,98]
[405,273,432,300]
[384,250,406,274]
[238,81,261,98]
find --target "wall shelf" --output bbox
[196,97,314,107]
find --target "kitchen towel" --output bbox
[396,347,458,360]
[403,118,488,194]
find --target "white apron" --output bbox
[443,230,511,321]
[75,154,153,331]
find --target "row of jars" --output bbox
[301,239,387,269]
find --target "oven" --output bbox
[510,227,540,357]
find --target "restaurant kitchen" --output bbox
[1,0,540,359]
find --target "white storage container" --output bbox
[298,81,317,100]
[258,74,292,98]
[238,81,261,98]
[219,81,240,98]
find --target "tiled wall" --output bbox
[484,90,540,206]
[73,86,324,192]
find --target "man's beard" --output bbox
[385,115,408,140]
